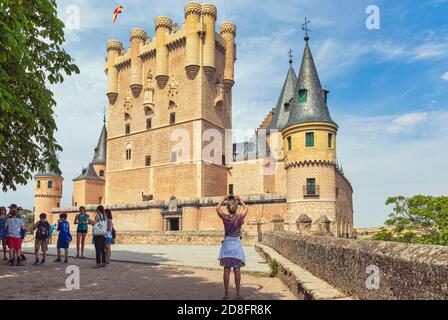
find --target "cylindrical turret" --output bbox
[201,4,217,78]
[220,22,236,89]
[283,122,338,233]
[34,174,64,224]
[130,28,148,97]
[155,16,172,87]
[184,2,201,79]
[106,39,123,105]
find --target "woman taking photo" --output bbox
[90,205,107,268]
[104,209,114,265]
[74,206,89,258]
[216,195,248,300]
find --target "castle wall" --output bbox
[227,159,265,195]
[72,179,105,207]
[34,176,63,224]
[335,171,354,237]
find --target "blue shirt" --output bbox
[57,220,71,241]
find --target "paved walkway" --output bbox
[0,253,294,300]
[23,243,270,274]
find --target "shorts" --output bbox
[35,238,48,252]
[57,238,70,249]
[7,237,22,250]
[105,238,112,245]
[0,234,7,241]
[77,229,88,234]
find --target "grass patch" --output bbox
[269,259,279,277]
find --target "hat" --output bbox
[8,204,18,209]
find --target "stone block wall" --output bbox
[261,232,448,300]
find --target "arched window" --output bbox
[125,144,132,160]
[169,100,177,109]
[298,89,307,103]
[124,112,131,121]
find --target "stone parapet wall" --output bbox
[261,232,448,300]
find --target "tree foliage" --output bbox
[0,0,79,191]
[372,195,448,246]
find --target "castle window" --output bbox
[99,170,105,177]
[124,113,131,121]
[171,151,177,163]
[228,184,234,196]
[287,136,292,151]
[306,132,314,147]
[306,178,316,195]
[48,180,53,189]
[284,102,291,111]
[125,148,132,160]
[222,154,226,166]
[328,133,333,148]
[37,180,41,188]
[125,123,131,135]
[170,112,176,125]
[74,202,78,207]
[299,89,307,103]
[145,155,151,167]
[146,118,152,130]
[336,187,339,198]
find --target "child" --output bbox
[0,207,8,260]
[55,213,72,263]
[48,223,57,244]
[5,204,26,266]
[33,213,50,265]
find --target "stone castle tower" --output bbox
[279,35,353,236]
[34,166,63,224]
[103,2,236,204]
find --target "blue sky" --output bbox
[2,0,448,227]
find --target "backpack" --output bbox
[92,213,107,236]
[36,222,49,240]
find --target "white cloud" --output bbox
[442,72,448,81]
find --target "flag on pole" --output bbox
[113,5,123,23]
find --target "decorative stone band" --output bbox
[284,159,336,170]
[35,194,61,199]
[184,2,202,17]
[52,194,287,214]
[130,28,148,41]
[154,16,173,31]
[201,3,217,19]
[106,39,123,52]
[220,22,236,35]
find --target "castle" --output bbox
[34,3,354,239]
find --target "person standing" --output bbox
[5,204,26,266]
[55,213,71,263]
[216,195,248,300]
[91,206,107,268]
[33,213,50,265]
[16,206,27,262]
[48,223,57,244]
[0,207,8,261]
[104,209,114,265]
[74,206,89,258]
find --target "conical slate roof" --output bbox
[286,40,335,127]
[35,152,62,177]
[72,163,102,182]
[267,64,297,130]
[91,124,107,165]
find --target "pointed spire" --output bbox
[91,123,107,165]
[286,38,335,127]
[267,64,298,130]
[72,163,102,181]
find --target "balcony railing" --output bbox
[303,185,320,197]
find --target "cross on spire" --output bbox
[301,17,311,42]
[103,106,106,124]
[288,48,293,64]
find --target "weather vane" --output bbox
[301,17,311,41]
[288,49,293,64]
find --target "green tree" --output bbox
[0,0,79,191]
[373,195,448,246]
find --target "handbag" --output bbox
[92,214,107,236]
